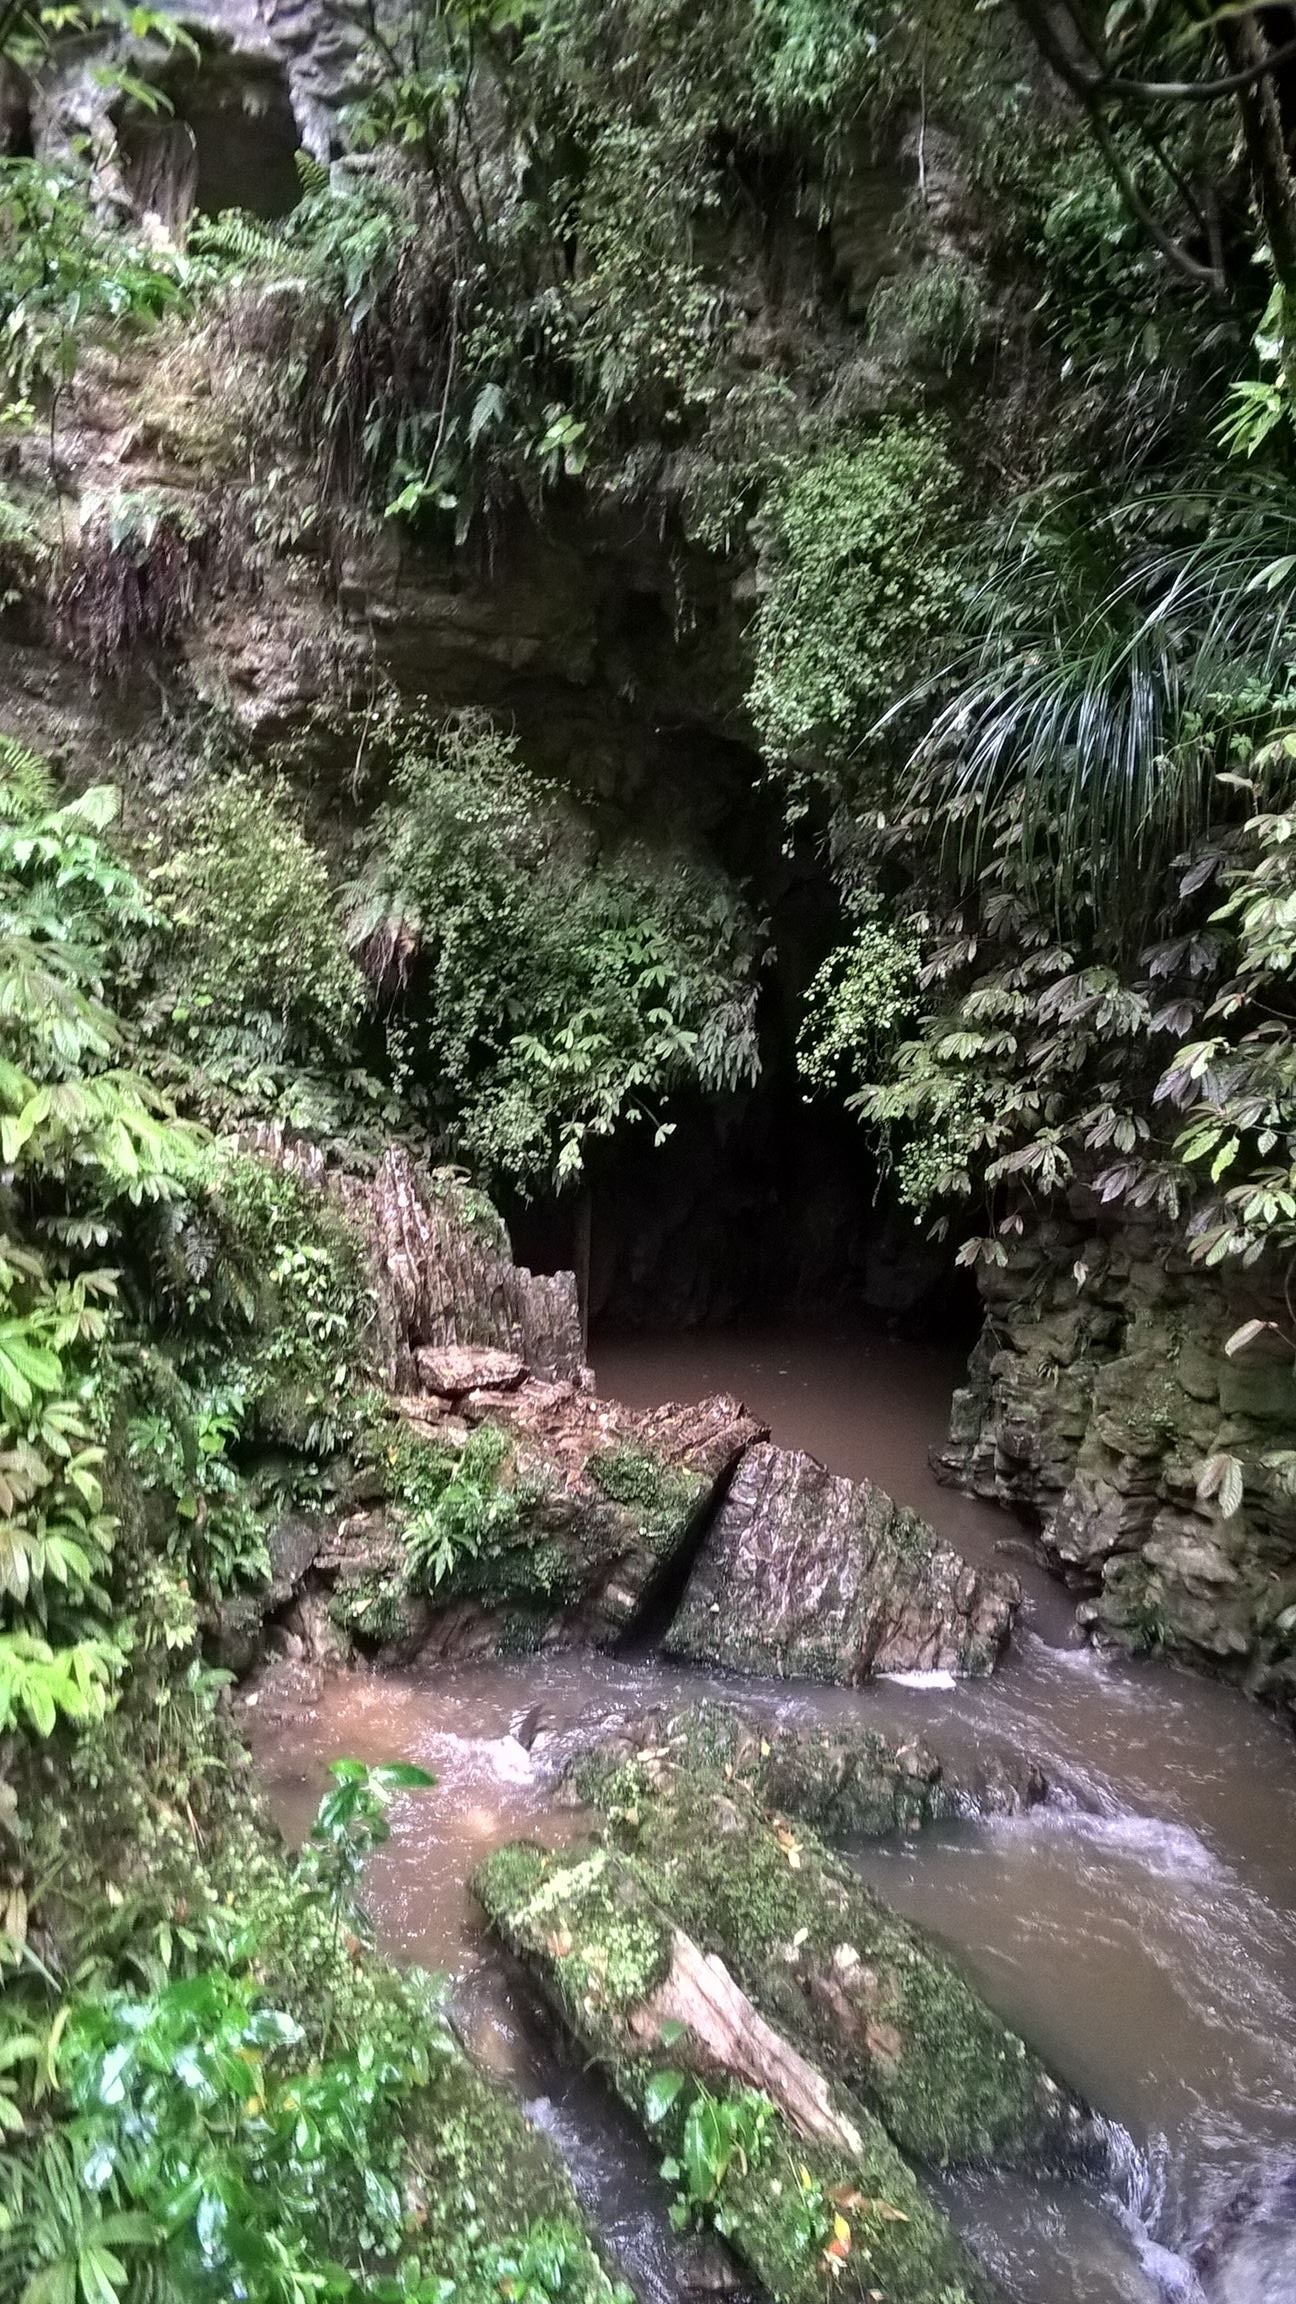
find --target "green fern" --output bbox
[0,736,53,816]
[294,148,331,197]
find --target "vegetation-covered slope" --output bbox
[4,0,1296,2292]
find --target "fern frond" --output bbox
[294,148,331,197]
[0,735,54,818]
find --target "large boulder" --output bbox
[564,1701,1047,1837]
[475,1840,999,2304]
[664,1443,1018,1681]
[575,1756,1100,2174]
[322,1381,765,1656]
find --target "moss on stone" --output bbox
[474,1841,996,2304]
[583,1763,1097,2173]
[568,1702,944,1839]
[588,1444,707,1554]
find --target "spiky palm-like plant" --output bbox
[896,474,1296,942]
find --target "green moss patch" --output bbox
[475,1841,995,2304]
[584,1762,1098,2173]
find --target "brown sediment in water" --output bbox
[245,1323,1296,2304]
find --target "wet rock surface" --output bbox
[230,1141,1011,1681]
[249,1130,590,1391]
[562,1700,1047,1837]
[475,1839,999,2304]
[941,1211,1296,1718]
[1191,2162,1296,2303]
[665,1442,1019,1682]
[572,1752,1098,2174]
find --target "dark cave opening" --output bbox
[116,50,302,235]
[503,1071,982,1347]
[499,773,980,1349]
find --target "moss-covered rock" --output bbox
[308,1385,765,1659]
[474,1841,998,2304]
[941,1215,1296,1719]
[565,1701,1047,1840]
[566,1702,947,1838]
[579,1759,1099,2173]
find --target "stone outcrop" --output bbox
[322,1379,764,1657]
[250,1130,590,1390]
[665,1442,1018,1682]
[236,1136,1009,1681]
[941,1212,1296,1716]
[572,1756,1099,2174]
[475,1840,999,2304]
[564,1701,1047,1837]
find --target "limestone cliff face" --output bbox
[7,5,1296,1713]
[941,1215,1296,1716]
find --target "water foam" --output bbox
[999,1800,1225,1883]
[879,1668,958,1689]
[1103,2129,1210,2304]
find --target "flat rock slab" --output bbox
[664,1442,1019,1681]
[414,1343,527,1395]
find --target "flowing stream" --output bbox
[246,1326,1296,2304]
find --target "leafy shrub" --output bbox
[799,918,921,1097]
[868,257,988,375]
[0,759,201,1744]
[143,774,368,1129]
[657,2081,775,2227]
[189,1148,372,1455]
[0,1760,445,2304]
[389,1423,525,1592]
[749,424,960,777]
[352,710,761,1185]
[0,150,189,409]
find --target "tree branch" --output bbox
[1035,1,1296,102]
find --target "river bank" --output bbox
[245,1323,1296,2304]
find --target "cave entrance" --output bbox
[503,1075,979,1346]
[500,822,979,1348]
[116,48,302,238]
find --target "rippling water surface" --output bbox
[247,1324,1296,2304]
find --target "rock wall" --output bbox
[236,1135,1014,1684]
[940,1212,1296,1716]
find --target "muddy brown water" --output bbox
[246,1325,1296,2304]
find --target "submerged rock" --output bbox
[664,1443,1018,1682]
[565,1701,1047,1836]
[1191,2162,1296,2303]
[578,1755,1098,2173]
[475,1840,999,2304]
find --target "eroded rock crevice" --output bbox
[940,1209,1296,1711]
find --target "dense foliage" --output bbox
[0,750,632,2303]
[350,710,760,1185]
[9,0,1296,2284]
